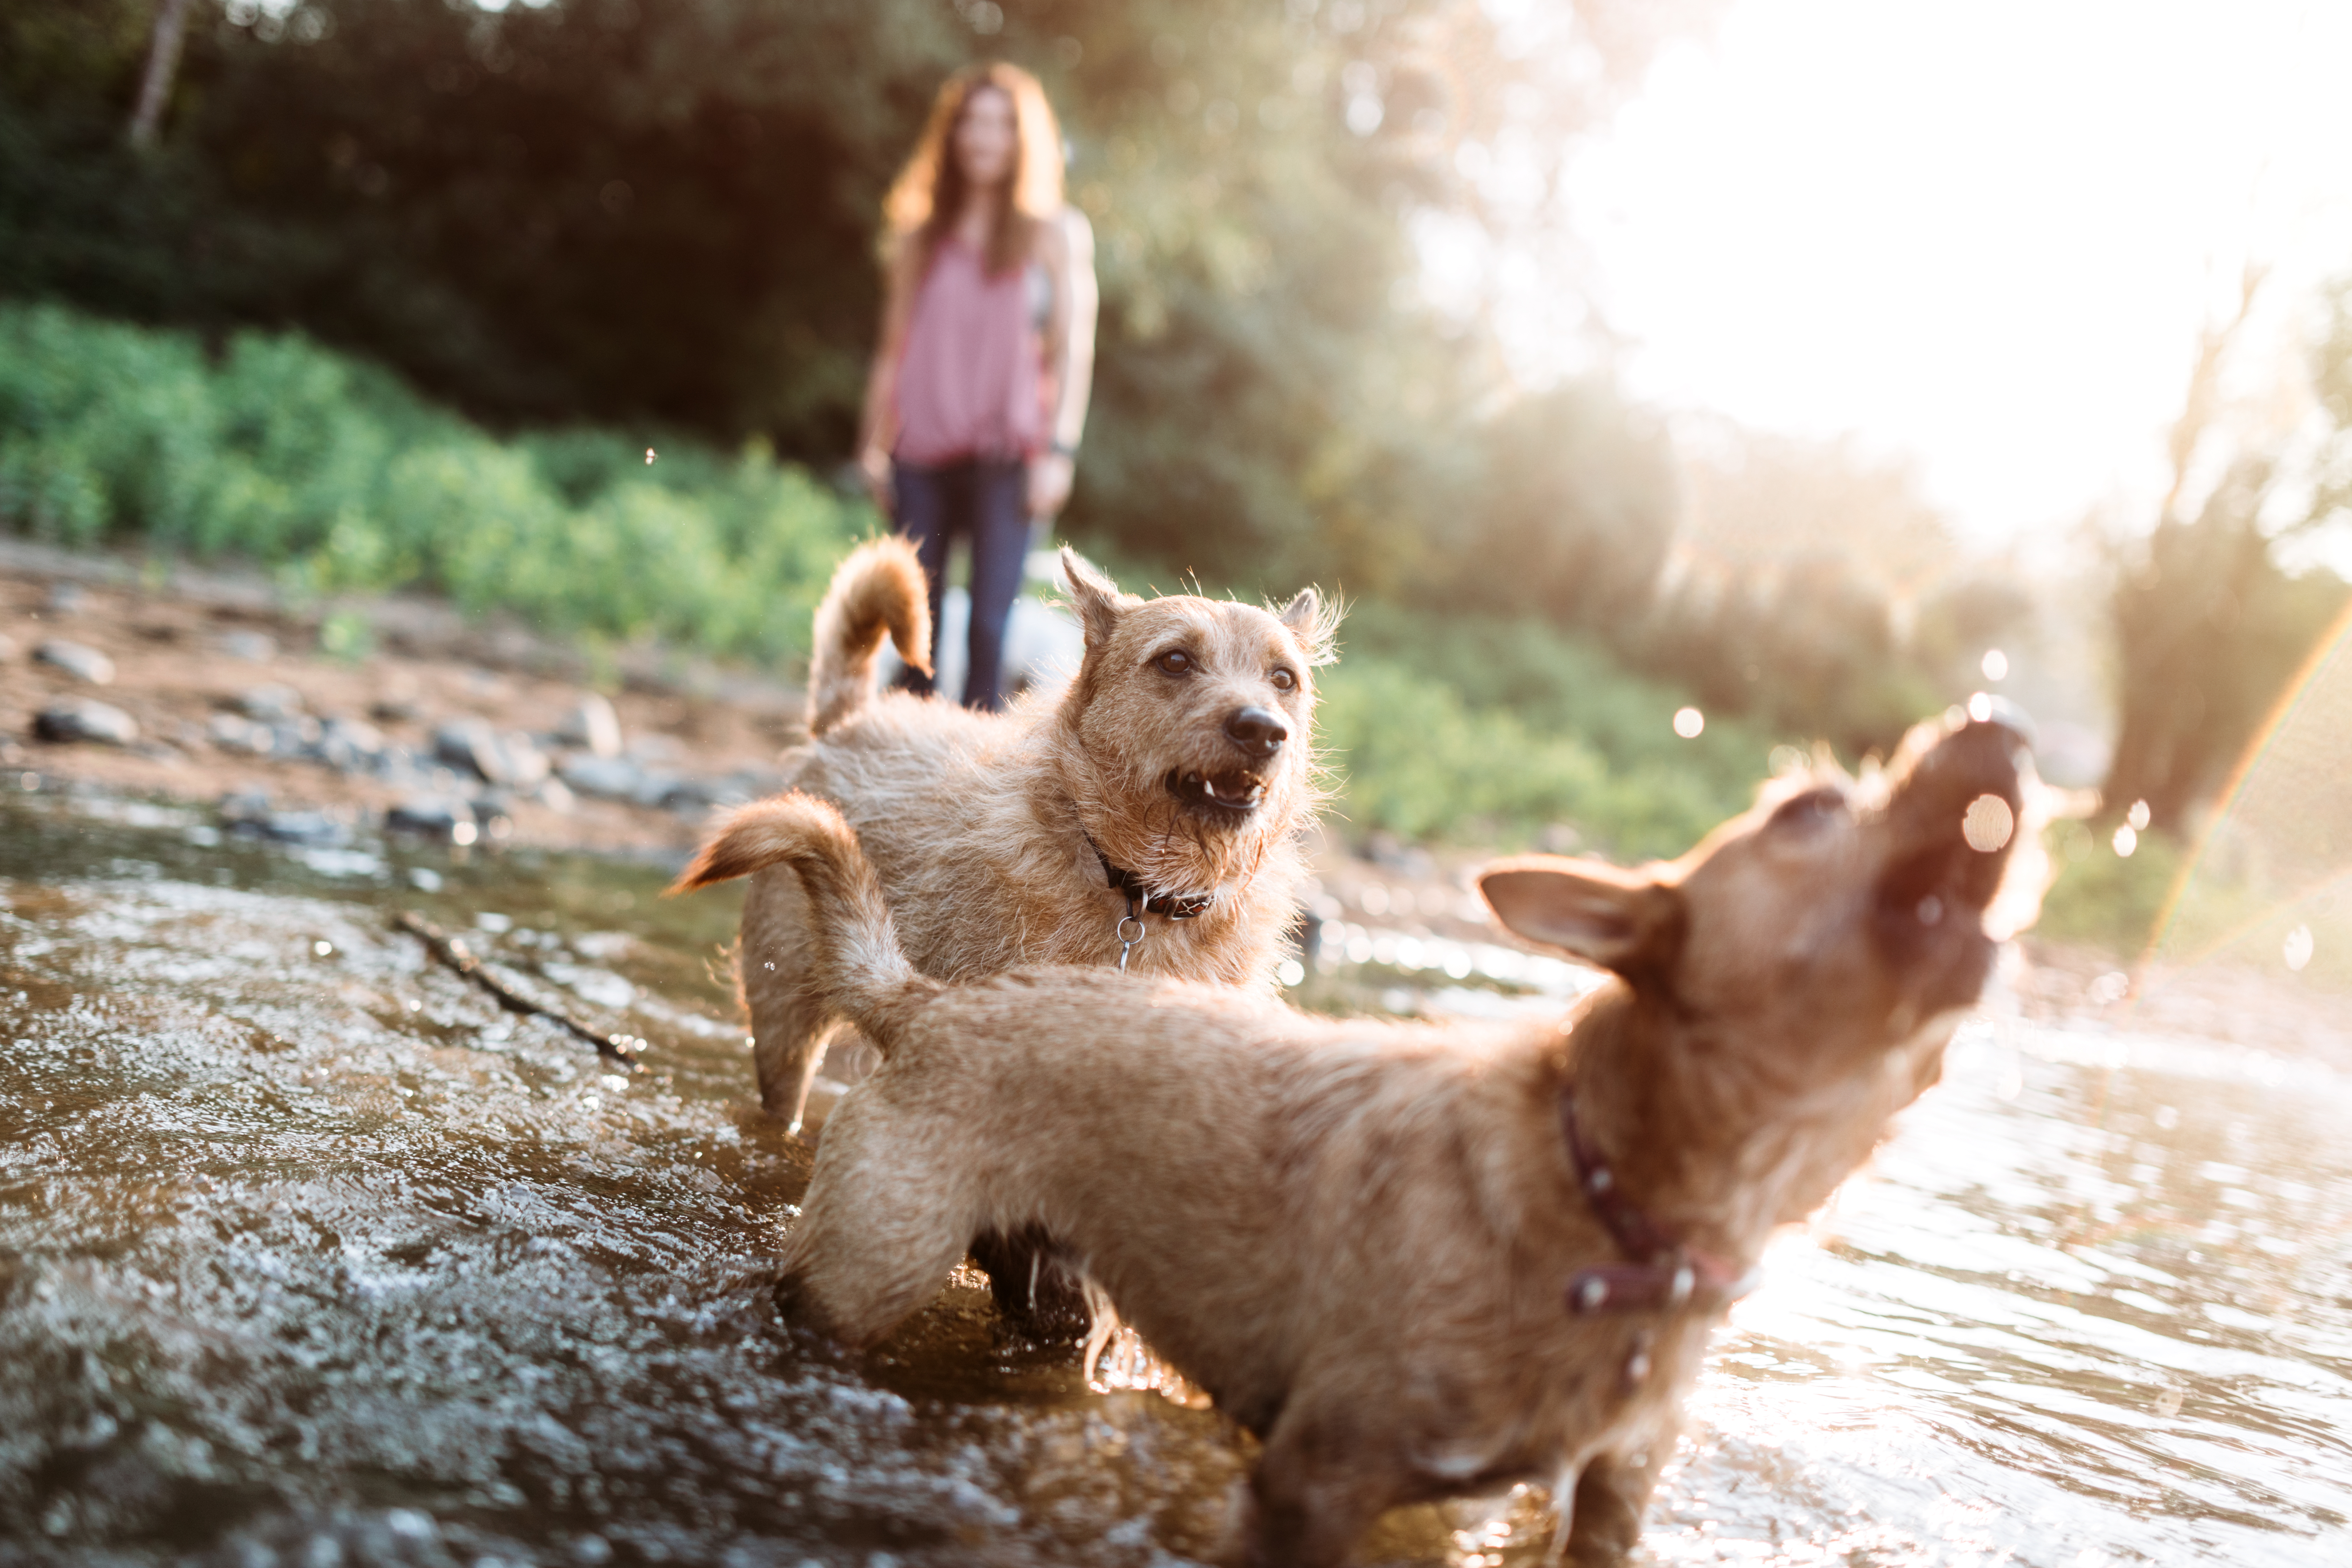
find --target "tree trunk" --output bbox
[128,0,198,150]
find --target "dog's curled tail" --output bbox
[808,537,932,738]
[666,793,937,1044]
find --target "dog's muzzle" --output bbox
[1168,767,1268,816]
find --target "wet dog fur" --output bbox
[673,537,1337,1132]
[735,710,2032,1565]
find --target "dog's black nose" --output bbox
[1224,705,1289,759]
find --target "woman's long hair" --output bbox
[882,63,1064,278]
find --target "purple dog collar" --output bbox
[1559,1086,1761,1316]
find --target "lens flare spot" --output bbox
[1673,706,1705,738]
[1981,648,2009,681]
[450,821,479,847]
[2283,924,2314,972]
[2112,824,2138,858]
[1961,793,2015,852]
[2126,798,2151,831]
[644,448,657,464]
[1276,957,1305,987]
[1967,691,1995,723]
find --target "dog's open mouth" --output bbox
[1167,767,1267,816]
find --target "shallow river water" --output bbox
[2,786,2346,1567]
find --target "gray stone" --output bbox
[433,719,507,783]
[249,810,350,848]
[385,795,477,840]
[239,684,303,722]
[34,698,138,746]
[217,630,278,662]
[218,788,274,824]
[45,581,87,614]
[317,718,386,774]
[35,639,115,685]
[497,731,551,791]
[535,776,578,813]
[208,713,275,755]
[556,754,645,801]
[554,693,624,758]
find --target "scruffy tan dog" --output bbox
[675,537,1335,1133]
[734,708,2031,1566]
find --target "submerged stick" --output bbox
[394,910,644,1071]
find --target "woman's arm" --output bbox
[1029,207,1098,520]
[856,232,921,516]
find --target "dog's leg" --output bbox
[740,867,842,1131]
[969,1224,1090,1340]
[779,1114,973,1345]
[1243,1401,1401,1568]
[1559,1452,1661,1567]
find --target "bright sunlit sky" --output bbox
[1543,0,2352,551]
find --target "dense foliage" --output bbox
[6,0,1982,755]
[0,302,866,658]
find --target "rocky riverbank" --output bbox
[1,540,800,858]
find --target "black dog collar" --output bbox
[1091,841,1216,920]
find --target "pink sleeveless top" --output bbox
[892,236,1050,465]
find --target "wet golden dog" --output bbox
[674,537,1336,1133]
[730,709,2032,1566]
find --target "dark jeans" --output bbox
[892,456,1029,712]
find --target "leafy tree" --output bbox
[2100,268,2352,833]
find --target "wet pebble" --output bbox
[209,713,276,756]
[385,794,478,842]
[555,693,625,758]
[433,720,547,790]
[35,638,117,685]
[240,684,305,722]
[217,629,279,662]
[557,754,650,803]
[34,698,139,746]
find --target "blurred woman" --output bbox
[855,63,1097,711]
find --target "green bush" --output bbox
[0,301,869,662]
[1316,653,1775,862]
[2034,819,2186,955]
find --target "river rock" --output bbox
[385,795,478,840]
[239,684,304,722]
[218,630,278,662]
[434,719,508,783]
[555,693,625,758]
[35,639,115,685]
[317,717,386,774]
[45,581,88,615]
[209,713,275,755]
[557,754,645,801]
[498,732,551,791]
[34,698,139,746]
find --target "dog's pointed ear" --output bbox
[1274,586,1342,666]
[1479,856,1685,987]
[1061,547,1127,649]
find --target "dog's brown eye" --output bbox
[1154,650,1194,676]
[1268,667,1296,692]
